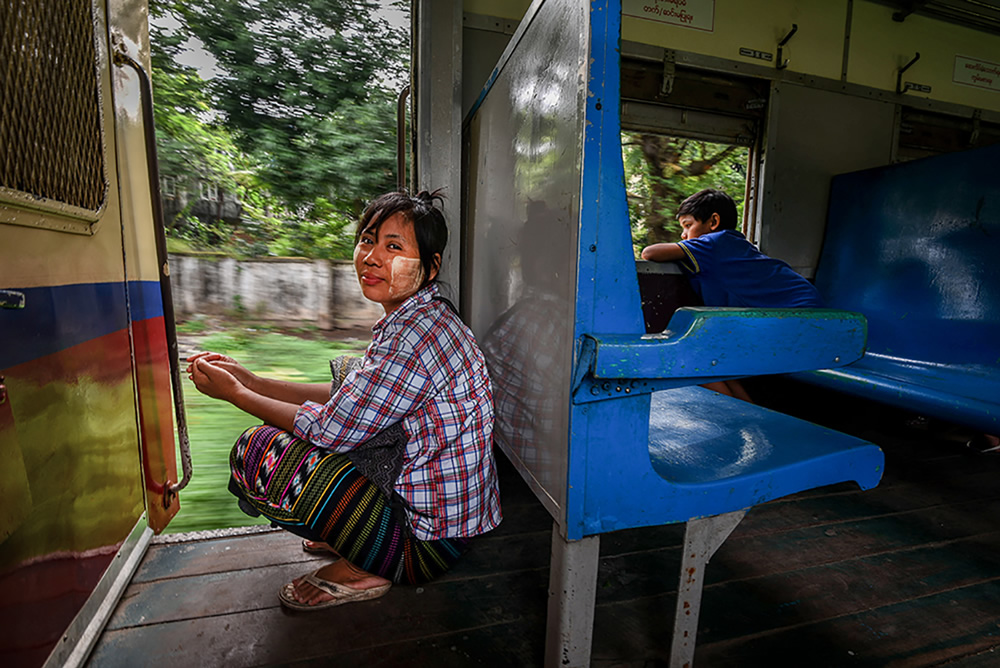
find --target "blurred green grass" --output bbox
[166,330,369,534]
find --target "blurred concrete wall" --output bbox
[169,254,383,331]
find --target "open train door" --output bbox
[0,1,185,666]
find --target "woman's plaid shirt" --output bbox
[294,284,502,541]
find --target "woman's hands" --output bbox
[187,352,258,393]
[183,350,325,431]
[187,357,244,402]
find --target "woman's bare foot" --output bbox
[286,559,391,606]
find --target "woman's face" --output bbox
[354,213,439,314]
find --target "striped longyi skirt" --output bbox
[229,425,467,585]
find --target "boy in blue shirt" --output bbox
[640,188,823,399]
[640,188,823,308]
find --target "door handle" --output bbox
[113,46,192,499]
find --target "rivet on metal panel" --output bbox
[834,356,841,363]
[589,244,597,252]
[711,359,718,366]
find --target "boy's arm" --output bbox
[640,242,687,262]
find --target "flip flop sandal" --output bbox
[278,568,392,611]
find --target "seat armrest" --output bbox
[575,308,866,398]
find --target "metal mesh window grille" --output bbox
[0,0,108,212]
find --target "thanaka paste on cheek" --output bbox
[387,256,425,298]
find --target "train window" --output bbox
[200,181,219,202]
[619,52,765,250]
[0,0,109,230]
[161,176,177,199]
[622,132,750,252]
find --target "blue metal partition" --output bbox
[466,0,882,541]
[468,0,649,539]
[568,0,651,540]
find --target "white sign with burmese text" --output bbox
[622,0,715,32]
[953,55,1000,93]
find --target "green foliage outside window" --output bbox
[622,132,750,256]
[149,0,407,260]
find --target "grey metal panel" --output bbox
[759,82,895,277]
[465,0,588,521]
[414,0,463,303]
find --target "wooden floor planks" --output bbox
[88,382,1000,667]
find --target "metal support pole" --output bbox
[413,0,463,304]
[545,522,600,668]
[670,510,746,668]
[396,85,410,190]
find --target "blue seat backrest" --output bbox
[815,143,1000,367]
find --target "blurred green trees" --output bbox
[150,0,407,259]
[623,132,749,254]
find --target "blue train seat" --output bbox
[648,386,883,500]
[565,309,884,665]
[573,307,882,532]
[463,2,885,665]
[800,144,1000,435]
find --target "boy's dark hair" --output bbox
[676,188,738,231]
[356,189,448,287]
